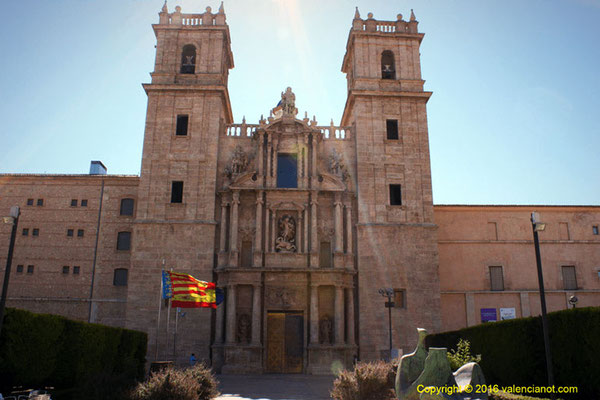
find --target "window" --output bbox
[277,153,298,188]
[22,228,29,236]
[77,229,84,237]
[27,265,34,274]
[319,242,332,268]
[171,181,184,203]
[32,228,39,237]
[389,184,402,206]
[114,268,128,286]
[62,266,69,274]
[562,266,577,290]
[394,289,406,308]
[386,119,399,140]
[71,199,78,207]
[16,265,24,273]
[176,115,189,136]
[37,199,44,206]
[381,50,396,80]
[73,266,80,275]
[180,44,196,74]
[67,229,74,237]
[117,231,131,251]
[81,199,88,207]
[593,226,599,235]
[27,199,33,206]
[489,266,504,291]
[120,198,135,216]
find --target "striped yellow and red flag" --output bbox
[162,271,223,308]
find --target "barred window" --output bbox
[489,266,504,291]
[562,266,577,290]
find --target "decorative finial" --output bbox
[410,9,416,22]
[354,7,360,19]
[161,1,168,13]
[304,111,308,118]
[260,114,264,121]
[397,14,403,21]
[219,1,224,14]
[242,115,246,123]
[206,6,212,13]
[270,110,273,117]
[367,12,374,19]
[330,118,334,125]
[175,5,181,13]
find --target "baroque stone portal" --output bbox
[275,214,297,253]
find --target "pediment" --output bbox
[269,201,305,211]
[319,172,347,192]
[229,171,258,189]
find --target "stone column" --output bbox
[302,136,309,188]
[310,284,319,344]
[225,285,236,343]
[215,300,225,344]
[251,284,262,344]
[230,191,240,267]
[297,212,303,253]
[257,132,264,178]
[266,136,272,187]
[255,191,263,253]
[311,134,319,179]
[334,193,343,253]
[303,207,308,254]
[219,200,228,252]
[345,203,353,254]
[335,286,344,344]
[270,209,276,252]
[345,287,355,345]
[310,193,318,254]
[272,137,279,186]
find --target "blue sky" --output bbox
[0,0,598,205]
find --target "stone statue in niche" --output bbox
[328,149,349,182]
[225,145,248,178]
[319,315,333,344]
[236,313,251,343]
[275,214,297,252]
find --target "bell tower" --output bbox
[126,3,234,363]
[341,9,442,360]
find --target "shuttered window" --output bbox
[489,266,504,291]
[562,266,577,290]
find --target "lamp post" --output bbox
[531,212,555,399]
[568,295,578,309]
[378,287,394,360]
[0,206,20,336]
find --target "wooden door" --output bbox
[266,312,304,373]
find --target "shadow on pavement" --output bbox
[215,374,335,400]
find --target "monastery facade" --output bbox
[1,5,599,374]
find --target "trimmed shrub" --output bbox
[130,365,220,400]
[331,361,395,400]
[426,307,600,400]
[0,308,147,398]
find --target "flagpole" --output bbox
[174,307,179,361]
[165,267,173,361]
[155,267,164,361]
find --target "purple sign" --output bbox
[480,308,497,323]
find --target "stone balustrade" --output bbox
[159,4,227,26]
[225,123,350,140]
[353,9,419,34]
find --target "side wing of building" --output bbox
[436,205,600,331]
[0,174,139,327]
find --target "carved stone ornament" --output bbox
[328,148,349,182]
[236,313,251,344]
[275,214,297,253]
[273,87,298,118]
[224,145,249,178]
[319,315,333,344]
[265,287,294,308]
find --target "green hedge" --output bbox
[0,308,147,397]
[426,307,600,399]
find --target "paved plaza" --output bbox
[215,374,335,400]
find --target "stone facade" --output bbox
[0,5,599,374]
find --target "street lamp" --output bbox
[530,212,555,399]
[378,287,394,360]
[568,295,578,309]
[0,206,20,336]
